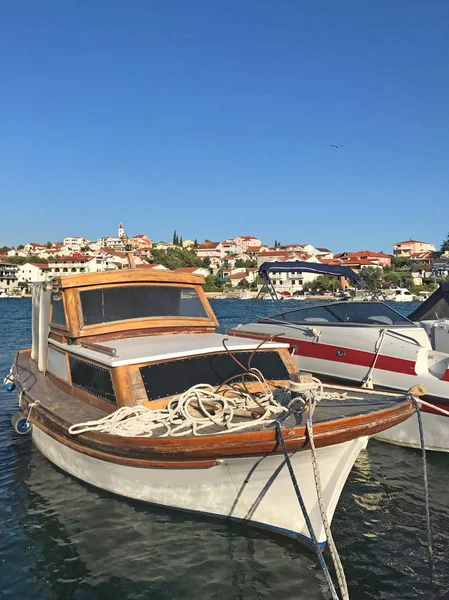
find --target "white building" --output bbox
[195,241,225,261]
[62,237,93,253]
[23,243,47,255]
[0,261,19,292]
[224,267,258,287]
[221,240,241,256]
[98,236,125,249]
[17,263,51,287]
[48,255,120,275]
[7,249,28,258]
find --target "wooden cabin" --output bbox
[28,269,297,415]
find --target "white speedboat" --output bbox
[229,261,449,452]
[4,268,414,551]
[385,287,414,302]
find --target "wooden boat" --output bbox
[9,268,415,547]
[230,261,449,452]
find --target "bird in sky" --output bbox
[330,144,343,149]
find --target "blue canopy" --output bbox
[258,261,361,282]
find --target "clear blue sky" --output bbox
[1,0,448,252]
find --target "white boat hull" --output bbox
[32,426,368,547]
[238,321,449,451]
[374,410,449,452]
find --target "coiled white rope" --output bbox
[69,381,288,438]
[290,376,348,401]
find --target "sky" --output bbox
[0,0,448,253]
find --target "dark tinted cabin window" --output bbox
[69,356,117,404]
[270,306,341,324]
[140,351,289,400]
[51,296,67,327]
[326,302,412,325]
[79,286,207,326]
[266,302,411,326]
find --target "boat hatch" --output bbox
[261,302,414,327]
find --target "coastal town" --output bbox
[1,222,449,297]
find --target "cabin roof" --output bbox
[49,333,289,367]
[57,267,205,289]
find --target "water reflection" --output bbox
[5,444,326,599]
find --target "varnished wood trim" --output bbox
[31,415,218,468]
[277,347,299,376]
[59,281,216,338]
[75,317,215,339]
[111,365,132,407]
[21,390,415,460]
[49,331,67,343]
[75,326,216,344]
[59,269,205,289]
[64,288,82,334]
[196,286,219,327]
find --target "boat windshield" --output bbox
[262,301,413,326]
[80,285,208,326]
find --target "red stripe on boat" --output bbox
[420,401,449,417]
[277,337,417,376]
[442,369,449,382]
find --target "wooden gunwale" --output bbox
[20,387,415,463]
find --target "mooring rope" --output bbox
[410,397,434,587]
[275,421,341,600]
[303,390,349,600]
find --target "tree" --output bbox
[80,246,92,252]
[193,239,198,248]
[237,278,249,288]
[360,267,383,290]
[235,258,246,268]
[252,275,265,289]
[440,233,449,253]
[46,241,52,249]
[309,275,336,292]
[148,247,208,270]
[8,256,48,265]
[0,246,11,253]
[382,270,413,288]
[172,230,178,245]
[179,236,183,246]
[390,256,413,270]
[204,274,220,289]
[17,244,24,249]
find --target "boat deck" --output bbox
[16,350,406,436]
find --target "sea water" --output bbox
[0,299,448,599]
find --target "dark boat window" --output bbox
[79,285,207,326]
[409,283,449,321]
[69,356,117,404]
[51,296,67,327]
[265,302,412,326]
[267,306,342,324]
[140,351,289,400]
